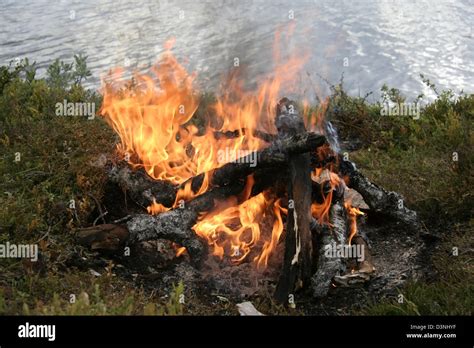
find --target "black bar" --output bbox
[0,315,471,346]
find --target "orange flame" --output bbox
[190,174,284,267]
[101,30,308,188]
[100,29,310,268]
[100,39,200,184]
[192,190,286,268]
[254,199,286,270]
[344,201,365,245]
[147,179,208,215]
[310,167,341,225]
[147,198,168,215]
[303,97,329,133]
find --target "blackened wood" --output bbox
[108,164,175,208]
[186,131,327,188]
[213,128,277,143]
[311,200,347,298]
[129,181,245,266]
[274,98,314,304]
[109,131,327,208]
[311,178,345,204]
[125,210,204,266]
[76,224,129,251]
[339,158,420,230]
[76,181,245,267]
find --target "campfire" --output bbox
[76,37,421,303]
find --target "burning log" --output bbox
[339,158,420,230]
[125,180,247,265]
[208,130,326,187]
[125,211,203,265]
[213,128,276,143]
[76,181,245,266]
[311,200,347,298]
[90,36,423,302]
[108,131,327,208]
[83,119,327,271]
[274,98,313,303]
[108,164,176,208]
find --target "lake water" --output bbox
[1,0,473,100]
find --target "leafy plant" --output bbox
[46,54,91,88]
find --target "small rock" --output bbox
[236,301,264,316]
[89,269,101,277]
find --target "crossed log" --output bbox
[76,98,420,302]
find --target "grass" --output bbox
[0,58,191,315]
[361,281,473,315]
[0,57,472,315]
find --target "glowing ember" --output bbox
[175,245,187,257]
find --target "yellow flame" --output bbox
[100,27,310,269]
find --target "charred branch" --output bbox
[339,158,420,230]
[187,130,327,188]
[311,200,347,298]
[108,164,175,208]
[108,131,327,208]
[274,98,314,303]
[213,128,277,143]
[76,181,246,267]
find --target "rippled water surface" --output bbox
[1,0,473,99]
